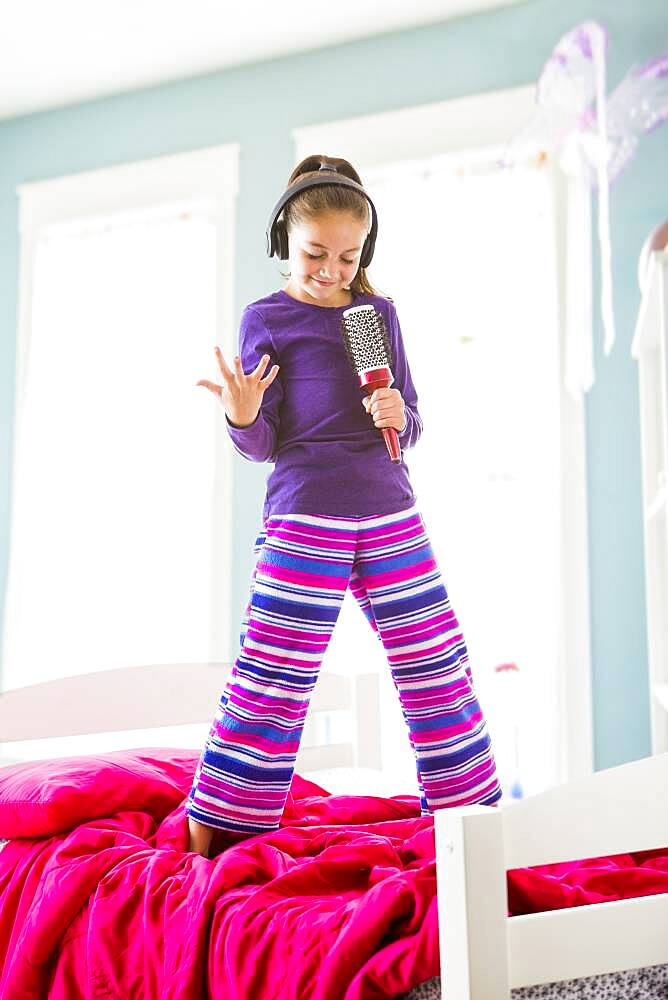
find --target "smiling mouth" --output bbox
[313,277,334,285]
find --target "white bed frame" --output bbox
[0,662,382,775]
[1,663,667,999]
[436,753,668,997]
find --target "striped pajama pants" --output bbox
[185,505,502,833]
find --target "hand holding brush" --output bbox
[362,388,407,438]
[340,305,405,463]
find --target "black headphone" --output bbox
[265,159,378,268]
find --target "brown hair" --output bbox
[278,154,392,301]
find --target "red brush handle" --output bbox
[359,367,401,464]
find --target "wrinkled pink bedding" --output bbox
[0,749,436,999]
[0,748,666,1000]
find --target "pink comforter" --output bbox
[0,749,436,999]
[0,748,666,1000]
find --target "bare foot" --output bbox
[188,816,215,857]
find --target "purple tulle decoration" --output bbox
[500,21,609,176]
[592,55,668,184]
[500,20,668,374]
[501,23,668,187]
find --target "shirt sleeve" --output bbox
[388,302,423,450]
[224,305,283,464]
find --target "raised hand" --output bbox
[196,347,280,428]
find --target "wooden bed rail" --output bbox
[435,751,668,999]
[0,662,382,770]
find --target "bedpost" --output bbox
[435,804,509,1000]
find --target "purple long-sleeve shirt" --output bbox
[225,288,423,521]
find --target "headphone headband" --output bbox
[265,162,378,268]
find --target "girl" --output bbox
[187,154,502,858]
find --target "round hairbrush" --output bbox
[340,305,401,463]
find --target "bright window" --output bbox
[2,141,240,759]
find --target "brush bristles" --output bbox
[340,305,393,375]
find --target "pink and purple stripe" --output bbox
[186,505,502,832]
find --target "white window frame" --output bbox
[293,88,594,785]
[10,143,240,671]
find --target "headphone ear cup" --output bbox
[359,233,373,269]
[275,218,289,260]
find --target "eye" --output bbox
[305,252,355,265]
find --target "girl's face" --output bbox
[285,211,368,306]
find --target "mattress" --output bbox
[399,963,668,999]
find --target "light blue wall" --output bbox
[1,0,666,769]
